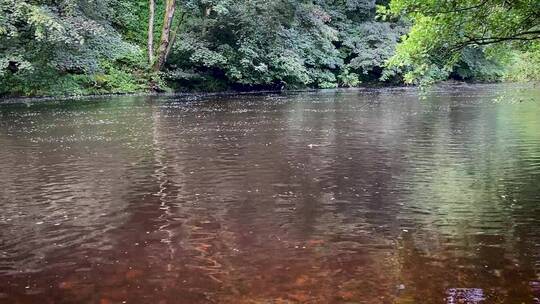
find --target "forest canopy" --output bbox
[384,0,540,84]
[0,0,539,96]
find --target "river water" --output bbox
[0,83,539,304]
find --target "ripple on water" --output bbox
[0,84,539,303]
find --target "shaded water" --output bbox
[0,83,539,304]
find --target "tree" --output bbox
[148,0,181,72]
[165,0,406,89]
[384,0,540,84]
[0,0,145,96]
[148,0,155,65]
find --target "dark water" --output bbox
[0,83,539,304]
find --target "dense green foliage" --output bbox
[0,0,539,96]
[165,0,407,90]
[384,0,540,84]
[0,0,149,96]
[0,0,408,96]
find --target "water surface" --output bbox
[1,84,539,303]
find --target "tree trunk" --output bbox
[201,6,211,36]
[153,0,176,72]
[164,12,185,64]
[164,25,179,65]
[147,0,155,66]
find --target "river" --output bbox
[0,83,539,303]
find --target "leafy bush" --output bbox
[451,47,506,82]
[167,0,405,90]
[3,0,538,96]
[0,0,148,97]
[504,44,540,82]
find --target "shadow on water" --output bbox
[0,83,539,303]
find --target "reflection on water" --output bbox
[0,83,539,303]
[447,289,485,304]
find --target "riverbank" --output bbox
[1,81,537,106]
[0,89,304,105]
[0,82,401,105]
